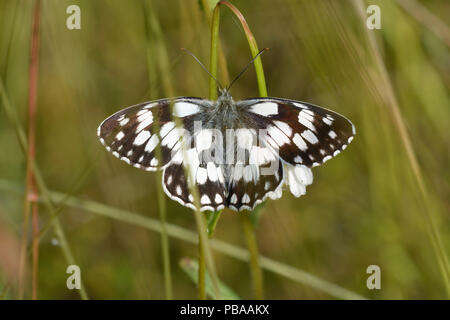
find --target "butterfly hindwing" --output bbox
[162,147,227,212]
[225,128,284,211]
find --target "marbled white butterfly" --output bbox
[97,53,355,212]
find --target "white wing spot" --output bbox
[173,102,201,117]
[119,118,129,126]
[273,120,293,137]
[162,128,182,149]
[249,102,278,117]
[293,133,308,151]
[236,129,254,150]
[136,112,154,132]
[197,167,207,184]
[200,194,211,205]
[137,109,148,116]
[242,194,250,204]
[196,130,213,152]
[207,162,218,182]
[215,193,223,204]
[301,129,319,144]
[293,102,308,109]
[160,122,175,138]
[121,157,131,165]
[134,130,151,146]
[145,134,160,153]
[230,194,238,204]
[298,110,316,132]
[176,185,182,196]
[268,126,290,146]
[328,130,337,139]
[233,165,243,181]
[323,117,332,126]
[243,166,253,182]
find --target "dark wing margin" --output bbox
[238,97,355,168]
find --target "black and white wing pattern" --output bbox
[97,97,211,171]
[98,94,355,212]
[224,128,284,211]
[161,127,284,212]
[238,97,355,168]
[98,98,230,212]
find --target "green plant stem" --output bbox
[216,1,267,299]
[209,4,221,100]
[241,214,264,299]
[142,0,172,300]
[18,0,41,300]
[0,78,89,300]
[29,0,41,301]
[201,0,230,85]
[204,3,224,242]
[0,179,368,300]
[207,211,222,238]
[219,1,267,97]
[145,0,220,299]
[198,229,206,299]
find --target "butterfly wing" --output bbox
[97,97,211,171]
[98,99,230,212]
[225,128,284,211]
[238,97,355,168]
[98,95,355,212]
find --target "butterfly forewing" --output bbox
[239,98,355,168]
[97,98,211,171]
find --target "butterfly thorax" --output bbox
[203,89,246,131]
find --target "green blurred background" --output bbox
[0,0,449,299]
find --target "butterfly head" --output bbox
[216,88,235,108]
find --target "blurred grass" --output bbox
[179,257,240,300]
[0,0,449,299]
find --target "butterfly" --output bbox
[97,50,355,212]
[97,91,355,212]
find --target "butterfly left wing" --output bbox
[97,97,212,171]
[238,97,355,168]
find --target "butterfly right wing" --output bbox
[238,97,355,168]
[97,97,212,171]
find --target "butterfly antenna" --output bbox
[181,48,223,89]
[227,47,269,91]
